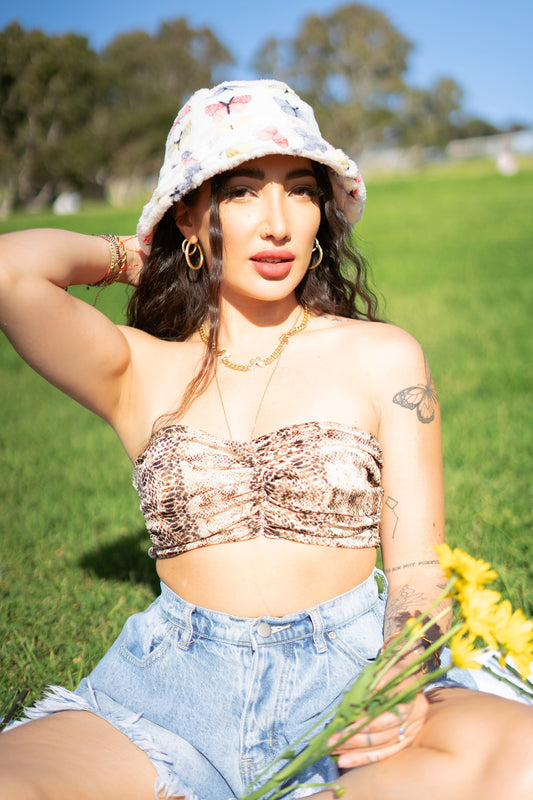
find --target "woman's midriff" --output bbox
[156,537,378,617]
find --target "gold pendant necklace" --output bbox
[215,356,282,440]
[199,305,310,372]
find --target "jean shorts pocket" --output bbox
[118,607,177,669]
[329,608,383,669]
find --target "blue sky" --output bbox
[1,0,531,127]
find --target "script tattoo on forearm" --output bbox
[392,353,438,424]
[384,558,440,575]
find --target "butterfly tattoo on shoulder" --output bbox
[392,355,438,424]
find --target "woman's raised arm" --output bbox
[0,228,142,425]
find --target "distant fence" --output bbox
[446,129,533,160]
[358,129,533,174]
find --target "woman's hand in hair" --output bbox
[118,236,146,287]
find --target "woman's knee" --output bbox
[479,702,533,797]
[0,773,42,800]
[423,688,533,798]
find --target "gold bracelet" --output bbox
[381,632,402,650]
[89,235,128,287]
[418,636,442,670]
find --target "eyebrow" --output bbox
[225,167,316,181]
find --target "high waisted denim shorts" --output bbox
[9,570,478,800]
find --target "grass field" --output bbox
[1,159,532,716]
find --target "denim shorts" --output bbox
[8,570,479,800]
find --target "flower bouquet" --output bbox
[239,545,533,800]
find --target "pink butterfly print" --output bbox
[170,104,191,134]
[256,126,289,147]
[205,95,252,121]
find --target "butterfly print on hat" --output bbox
[205,95,252,121]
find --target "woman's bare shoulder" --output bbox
[311,315,423,365]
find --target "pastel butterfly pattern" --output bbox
[205,94,252,121]
[172,120,192,151]
[274,96,301,117]
[392,358,438,424]
[293,127,328,153]
[256,126,289,147]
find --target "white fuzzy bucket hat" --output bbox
[137,79,366,253]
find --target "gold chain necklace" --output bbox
[199,305,310,372]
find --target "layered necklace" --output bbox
[199,305,311,372]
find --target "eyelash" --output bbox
[223,185,319,200]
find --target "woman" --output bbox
[0,79,532,800]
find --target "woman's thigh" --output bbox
[422,686,533,753]
[0,710,165,800]
[310,689,533,800]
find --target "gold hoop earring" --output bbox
[182,238,204,270]
[308,238,323,270]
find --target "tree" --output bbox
[0,19,233,211]
[100,19,233,180]
[254,3,413,152]
[0,23,105,212]
[395,78,465,148]
[253,3,500,154]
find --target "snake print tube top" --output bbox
[132,420,383,559]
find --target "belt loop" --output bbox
[178,603,195,650]
[309,608,327,654]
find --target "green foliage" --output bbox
[395,78,466,148]
[253,3,479,152]
[0,23,106,211]
[254,4,413,152]
[0,19,233,212]
[100,19,233,178]
[1,4,505,214]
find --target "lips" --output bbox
[250,250,295,279]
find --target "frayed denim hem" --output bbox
[5,683,202,800]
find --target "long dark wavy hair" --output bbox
[127,162,381,420]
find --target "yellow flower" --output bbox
[492,600,533,680]
[457,584,502,649]
[435,544,498,588]
[450,632,482,670]
[405,618,424,639]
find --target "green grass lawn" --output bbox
[1,159,532,714]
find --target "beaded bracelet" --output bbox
[88,234,128,288]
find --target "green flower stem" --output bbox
[240,667,382,800]
[240,579,470,800]
[240,618,459,800]
[477,662,533,700]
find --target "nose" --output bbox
[260,185,290,242]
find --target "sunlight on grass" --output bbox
[1,160,532,709]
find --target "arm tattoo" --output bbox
[384,558,440,575]
[384,584,427,638]
[384,583,447,641]
[392,352,438,424]
[384,496,399,538]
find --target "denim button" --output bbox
[257,622,271,638]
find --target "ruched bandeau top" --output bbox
[132,420,383,559]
